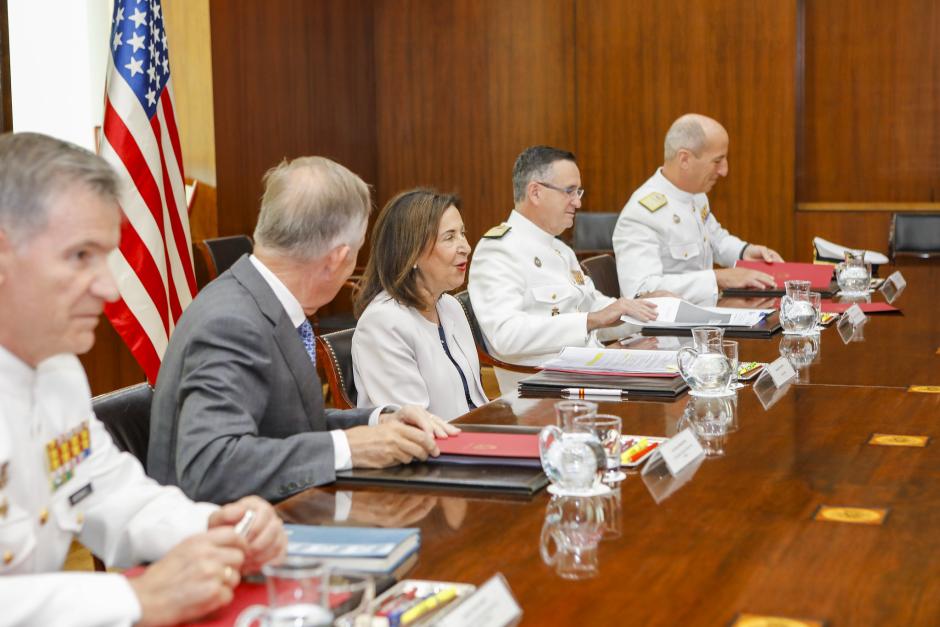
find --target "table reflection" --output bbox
[539,491,615,580]
[279,489,467,530]
[779,333,821,382]
[677,393,738,456]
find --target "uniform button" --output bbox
[3,551,12,565]
[76,513,84,525]
[38,508,49,525]
[684,253,688,258]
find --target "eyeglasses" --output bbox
[536,181,585,199]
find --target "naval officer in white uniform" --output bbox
[613,114,783,304]
[0,132,286,627]
[468,145,658,393]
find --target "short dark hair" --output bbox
[0,132,118,246]
[355,188,461,316]
[511,145,576,203]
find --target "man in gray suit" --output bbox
[149,156,458,504]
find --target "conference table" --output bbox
[278,260,939,626]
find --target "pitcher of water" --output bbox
[780,281,818,335]
[677,327,734,397]
[539,424,607,495]
[836,250,871,297]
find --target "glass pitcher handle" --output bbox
[234,605,267,627]
[538,425,564,484]
[676,346,697,382]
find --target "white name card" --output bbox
[655,428,706,477]
[844,303,867,326]
[436,574,522,627]
[766,356,798,388]
[887,270,907,291]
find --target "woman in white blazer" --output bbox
[352,189,488,420]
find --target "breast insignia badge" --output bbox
[572,270,585,285]
[534,257,542,268]
[639,192,667,212]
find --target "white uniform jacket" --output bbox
[0,348,217,627]
[468,210,617,379]
[353,292,488,421]
[613,169,747,303]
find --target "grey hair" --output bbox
[512,145,577,203]
[664,115,708,161]
[0,132,119,245]
[253,156,372,260]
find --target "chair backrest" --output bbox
[195,235,253,282]
[316,328,357,410]
[890,213,940,258]
[454,290,538,374]
[91,382,153,466]
[572,212,619,253]
[580,254,619,298]
[312,278,360,335]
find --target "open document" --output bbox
[621,297,773,328]
[813,236,889,265]
[540,346,679,377]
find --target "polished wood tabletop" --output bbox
[278,261,939,626]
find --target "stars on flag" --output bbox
[109,0,171,118]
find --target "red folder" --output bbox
[435,432,540,459]
[821,301,899,313]
[735,261,834,289]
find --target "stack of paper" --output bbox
[621,297,773,328]
[540,346,679,377]
[813,236,889,265]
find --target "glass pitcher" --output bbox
[780,281,818,335]
[539,424,607,495]
[677,332,734,397]
[835,250,871,297]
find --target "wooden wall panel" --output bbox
[210,0,377,240]
[799,0,940,202]
[577,0,797,258]
[373,0,575,245]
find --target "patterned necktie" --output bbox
[297,319,316,367]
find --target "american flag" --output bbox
[100,0,196,384]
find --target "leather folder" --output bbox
[335,462,549,496]
[517,369,688,399]
[641,313,783,339]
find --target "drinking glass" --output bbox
[573,414,626,483]
[554,400,597,430]
[720,340,743,390]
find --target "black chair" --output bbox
[572,212,618,257]
[580,254,620,298]
[194,235,253,283]
[889,213,940,259]
[316,328,357,410]
[90,382,153,570]
[92,382,153,467]
[454,291,538,374]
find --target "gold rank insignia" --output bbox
[0,461,7,489]
[571,270,585,285]
[639,192,667,212]
[700,205,709,221]
[46,420,92,491]
[0,497,7,519]
[482,224,511,239]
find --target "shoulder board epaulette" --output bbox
[483,224,511,239]
[639,192,668,212]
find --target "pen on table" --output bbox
[561,388,626,398]
[234,510,256,538]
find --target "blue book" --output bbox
[284,525,420,573]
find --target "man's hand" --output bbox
[715,267,776,290]
[742,244,784,263]
[380,405,460,439]
[208,495,287,574]
[348,492,439,527]
[129,528,246,627]
[347,420,439,468]
[587,297,658,330]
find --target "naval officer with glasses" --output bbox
[467,145,658,394]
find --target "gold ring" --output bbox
[223,565,234,584]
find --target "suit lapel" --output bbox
[231,257,327,430]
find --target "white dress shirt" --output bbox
[353,292,488,421]
[0,348,217,626]
[249,255,384,471]
[613,168,746,303]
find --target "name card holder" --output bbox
[436,573,522,627]
[879,270,907,304]
[837,304,867,343]
[753,357,797,410]
[641,428,705,478]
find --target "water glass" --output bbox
[554,400,598,430]
[720,340,743,390]
[573,414,626,483]
[236,559,335,627]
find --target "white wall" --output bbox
[8,0,113,150]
